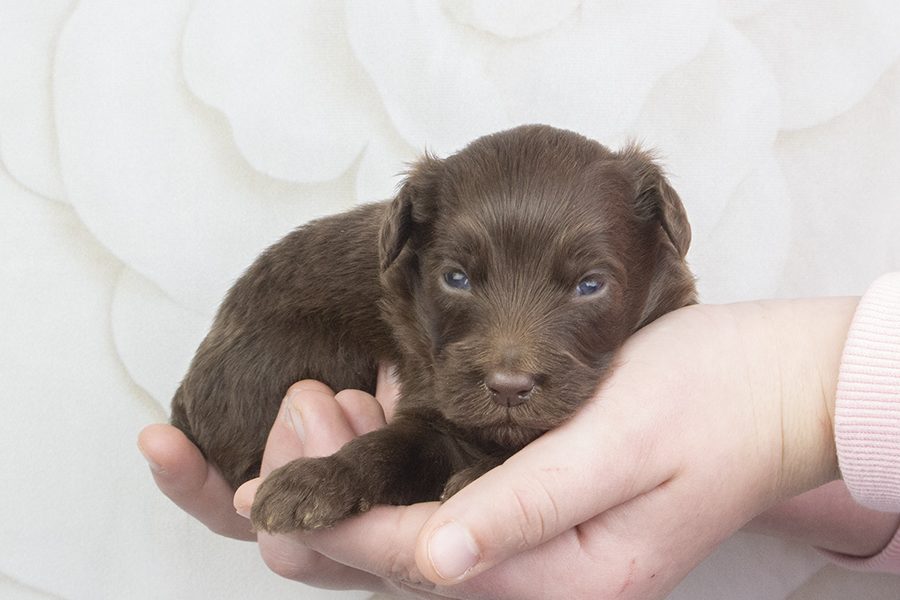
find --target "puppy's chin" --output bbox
[439,385,583,449]
[472,421,547,449]
[447,403,562,449]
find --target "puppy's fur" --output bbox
[170,125,696,532]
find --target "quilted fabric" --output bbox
[1,1,899,598]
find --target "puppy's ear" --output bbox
[379,154,443,271]
[618,145,691,258]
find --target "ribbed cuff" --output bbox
[835,271,900,511]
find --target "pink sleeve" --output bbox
[828,271,900,572]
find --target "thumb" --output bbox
[414,389,677,585]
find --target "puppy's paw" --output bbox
[251,457,368,533]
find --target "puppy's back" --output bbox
[171,201,396,488]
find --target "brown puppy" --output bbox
[170,125,697,533]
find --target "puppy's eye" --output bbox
[575,275,605,297]
[442,270,471,291]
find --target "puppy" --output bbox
[170,124,697,533]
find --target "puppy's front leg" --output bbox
[251,413,465,533]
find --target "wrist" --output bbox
[747,298,857,500]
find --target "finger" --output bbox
[301,503,446,592]
[259,381,328,476]
[375,362,401,421]
[413,375,680,585]
[233,479,394,592]
[300,473,712,600]
[299,488,673,600]
[257,531,391,592]
[234,477,262,518]
[138,424,255,540]
[334,389,387,435]
[250,380,382,589]
[302,503,508,600]
[290,381,358,457]
[260,379,357,477]
[238,477,392,591]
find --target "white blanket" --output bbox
[1,1,899,598]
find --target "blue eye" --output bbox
[443,270,471,291]
[575,276,604,297]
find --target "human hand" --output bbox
[138,363,407,589]
[138,367,409,565]
[233,298,858,599]
[137,421,255,541]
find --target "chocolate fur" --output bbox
[169,125,697,532]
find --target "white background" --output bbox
[1,1,899,598]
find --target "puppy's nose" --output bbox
[485,371,535,408]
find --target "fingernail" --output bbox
[288,396,306,442]
[380,362,399,385]
[137,440,163,474]
[235,504,250,519]
[280,394,294,430]
[427,521,480,581]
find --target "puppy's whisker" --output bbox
[561,350,594,372]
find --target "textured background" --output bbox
[1,1,899,598]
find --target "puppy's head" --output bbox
[380,125,695,448]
